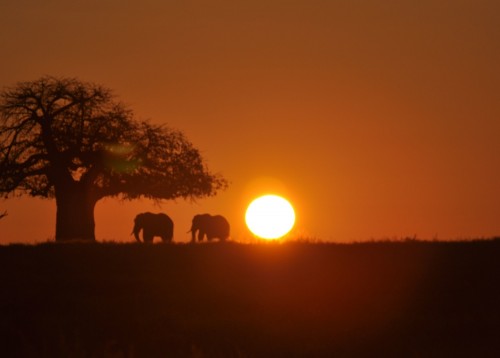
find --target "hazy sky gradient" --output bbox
[1,0,499,243]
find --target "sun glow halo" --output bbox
[245,195,296,240]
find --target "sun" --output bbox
[245,195,296,240]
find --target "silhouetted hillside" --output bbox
[1,240,499,357]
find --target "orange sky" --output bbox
[1,0,499,243]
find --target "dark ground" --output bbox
[1,239,499,357]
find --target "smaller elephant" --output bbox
[189,214,230,242]
[132,212,174,243]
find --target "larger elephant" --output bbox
[132,212,174,243]
[190,214,230,242]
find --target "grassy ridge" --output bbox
[1,240,499,357]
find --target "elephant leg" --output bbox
[198,230,205,242]
[143,230,154,243]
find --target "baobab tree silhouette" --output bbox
[0,76,227,241]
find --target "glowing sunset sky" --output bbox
[1,0,499,243]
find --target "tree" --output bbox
[0,76,227,241]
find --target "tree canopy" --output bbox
[0,76,227,241]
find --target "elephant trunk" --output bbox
[132,224,142,242]
[189,225,196,242]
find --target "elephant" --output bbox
[189,214,230,242]
[132,212,174,243]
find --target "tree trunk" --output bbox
[55,184,97,242]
